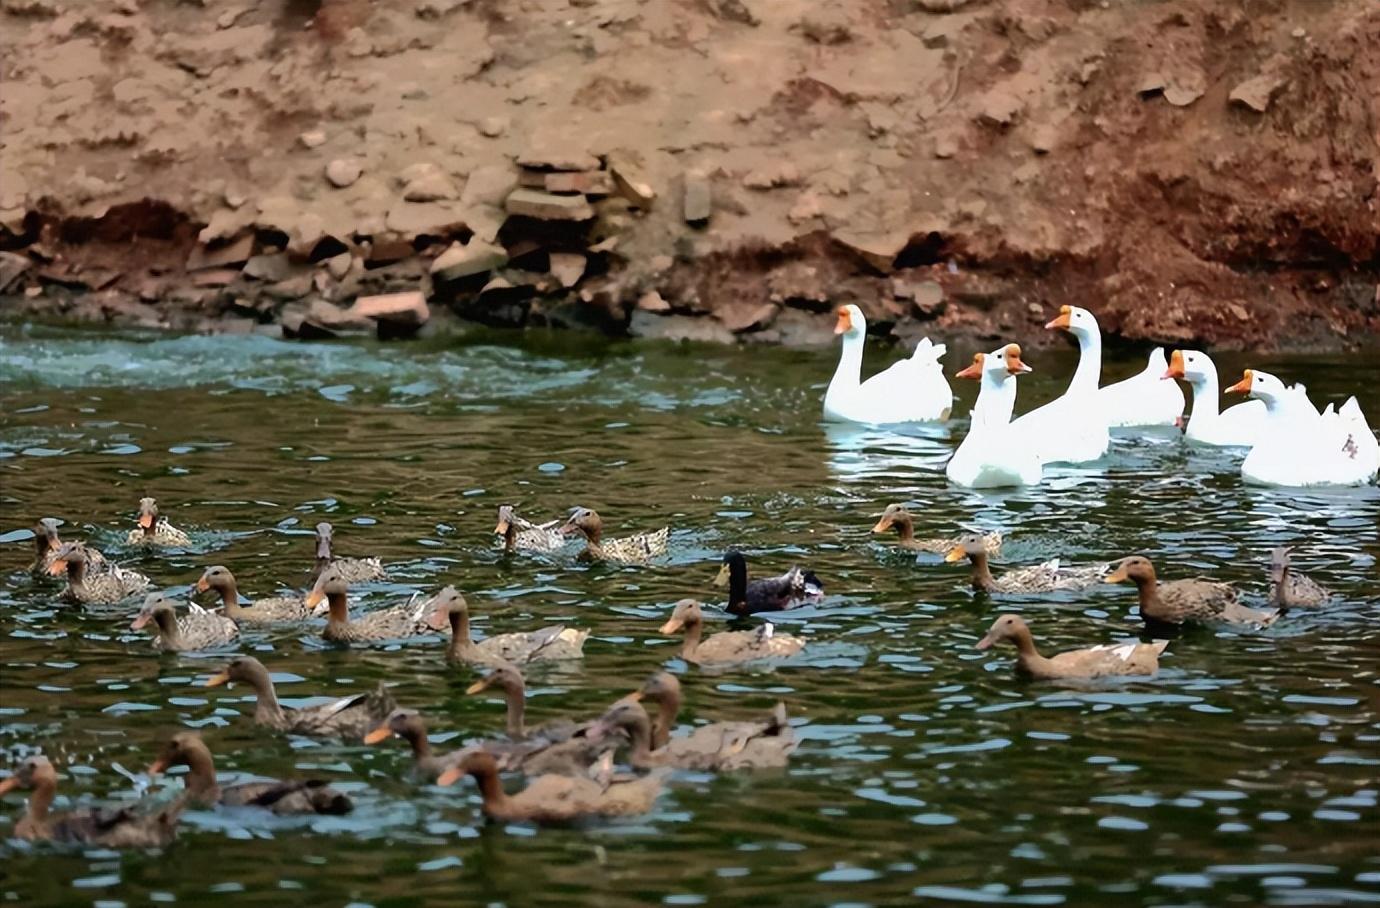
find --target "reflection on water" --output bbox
[0,322,1377,906]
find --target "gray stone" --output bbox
[325,158,362,188]
[548,252,586,288]
[402,170,458,202]
[462,165,517,207]
[716,300,778,333]
[637,290,671,312]
[505,189,595,220]
[349,290,429,333]
[608,154,656,208]
[684,173,711,224]
[0,251,32,293]
[186,232,254,271]
[299,130,327,149]
[1229,74,1287,113]
[243,253,293,282]
[629,310,733,344]
[545,170,613,195]
[431,239,508,280]
[517,148,601,172]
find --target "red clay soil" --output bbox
[0,0,1376,351]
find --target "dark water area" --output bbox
[1,323,1377,907]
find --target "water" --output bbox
[1,322,1378,907]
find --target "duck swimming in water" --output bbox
[659,599,806,664]
[495,505,566,554]
[197,565,309,623]
[148,732,352,816]
[308,521,386,586]
[49,543,150,605]
[716,550,823,617]
[870,505,1002,556]
[944,535,1105,594]
[1105,555,1278,629]
[30,517,106,576]
[560,507,668,563]
[131,592,239,652]
[976,614,1168,680]
[125,497,192,547]
[1268,546,1330,610]
[205,655,396,739]
[0,754,182,847]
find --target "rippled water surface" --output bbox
[1,323,1378,907]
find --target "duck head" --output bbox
[147,731,207,776]
[494,506,517,538]
[424,586,468,631]
[435,748,497,787]
[465,661,524,697]
[659,599,704,635]
[196,565,236,596]
[305,565,348,616]
[364,708,426,745]
[976,614,1031,650]
[46,542,87,577]
[204,655,268,689]
[130,592,180,632]
[1104,555,1156,586]
[314,522,334,560]
[0,755,56,796]
[631,671,681,706]
[1269,546,1293,583]
[560,507,603,541]
[34,518,62,556]
[944,533,990,563]
[1045,305,1098,339]
[136,497,160,533]
[834,304,865,339]
[871,503,911,535]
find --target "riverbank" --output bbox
[2,0,1377,351]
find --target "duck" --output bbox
[308,521,386,586]
[560,507,668,563]
[197,565,309,623]
[30,517,106,575]
[1097,347,1184,428]
[715,550,823,617]
[0,754,182,847]
[125,497,192,547]
[306,566,432,645]
[870,504,1002,556]
[364,709,457,781]
[822,304,953,424]
[1227,369,1379,487]
[626,672,797,768]
[147,731,351,816]
[1010,306,1110,464]
[495,505,566,554]
[205,655,397,739]
[1268,547,1330,610]
[426,588,588,666]
[658,599,806,664]
[976,614,1168,680]
[130,592,239,652]
[48,542,150,605]
[465,663,579,743]
[436,749,666,824]
[1105,556,1278,629]
[944,534,1105,593]
[1162,350,1266,447]
[946,343,1043,487]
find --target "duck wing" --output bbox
[480,626,588,664]
[223,779,353,815]
[331,557,387,584]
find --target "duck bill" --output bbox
[138,511,155,529]
[130,613,152,630]
[1104,565,1130,584]
[304,588,325,609]
[871,516,894,534]
[833,307,851,335]
[659,618,685,635]
[1044,307,1071,330]
[975,634,995,651]
[943,545,966,563]
[493,520,510,536]
[0,777,18,796]
[1225,370,1253,395]
[435,765,463,787]
[195,577,211,593]
[711,564,730,587]
[146,757,169,776]
[426,604,450,631]
[954,362,983,380]
[204,671,231,688]
[47,559,69,576]
[626,691,644,702]
[464,679,490,696]
[363,726,393,745]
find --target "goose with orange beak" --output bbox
[945,343,1043,487]
[1160,350,1266,447]
[822,303,953,424]
[1009,305,1110,464]
[1227,369,1378,487]
[124,497,192,547]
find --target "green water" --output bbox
[1,323,1377,907]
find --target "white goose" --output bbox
[823,304,953,424]
[1227,369,1379,487]
[1162,350,1265,447]
[1010,305,1109,464]
[1099,347,1185,428]
[946,344,1043,488]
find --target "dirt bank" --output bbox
[1,0,1377,351]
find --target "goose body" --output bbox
[1010,306,1110,464]
[977,615,1167,680]
[946,343,1043,487]
[1229,370,1379,487]
[1098,347,1185,428]
[823,304,953,424]
[1163,350,1266,447]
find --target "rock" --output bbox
[629,310,733,344]
[548,252,586,288]
[365,239,414,267]
[199,207,254,244]
[325,252,353,280]
[349,290,430,334]
[186,233,254,271]
[325,159,362,188]
[479,276,534,304]
[431,238,508,280]
[0,251,32,293]
[265,273,313,301]
[1030,123,1058,154]
[922,19,957,48]
[462,165,517,207]
[637,290,671,312]
[518,148,601,172]
[933,133,959,159]
[243,253,293,282]
[299,130,327,149]
[1137,73,1167,98]
[505,189,595,220]
[1291,27,1306,39]
[978,89,1022,127]
[608,154,656,208]
[224,191,245,209]
[684,173,711,225]
[910,280,945,317]
[1164,82,1204,107]
[787,192,822,224]
[478,116,508,138]
[1229,74,1287,113]
[716,301,778,333]
[743,162,801,190]
[402,170,458,202]
[545,170,614,195]
[308,298,374,332]
[190,268,240,288]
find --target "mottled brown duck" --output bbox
[871,504,1002,556]
[495,505,566,554]
[30,517,106,575]
[48,542,150,605]
[125,496,192,547]
[466,663,579,742]
[976,614,1168,680]
[1269,547,1330,610]
[205,655,396,739]
[306,566,432,645]
[130,593,239,652]
[307,521,386,586]
[148,731,351,815]
[945,535,1105,594]
[659,599,806,665]
[560,507,668,563]
[437,749,667,824]
[1106,556,1279,628]
[426,588,588,666]
[0,755,182,847]
[198,565,309,623]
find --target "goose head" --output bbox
[1162,349,1215,384]
[834,304,865,339]
[1226,368,1287,404]
[1045,305,1098,340]
[955,343,1031,381]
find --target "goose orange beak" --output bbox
[1163,350,1185,380]
[833,307,852,335]
[1004,345,1032,375]
[0,777,19,796]
[1226,370,1253,395]
[659,617,685,635]
[1045,305,1072,330]
[204,671,230,688]
[871,515,894,533]
[436,765,463,787]
[955,353,984,380]
[363,725,393,745]
[944,544,966,563]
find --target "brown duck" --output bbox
[131,592,239,652]
[48,542,150,605]
[148,731,351,815]
[1269,547,1330,610]
[125,496,192,547]
[945,535,1105,594]
[872,505,1002,556]
[0,754,181,847]
[205,655,396,738]
[364,709,456,781]
[308,521,386,586]
[426,588,588,666]
[659,599,806,665]
[560,507,669,563]
[437,749,666,824]
[1105,556,1279,628]
[976,614,1168,680]
[605,675,796,770]
[198,565,308,623]
[466,662,580,742]
[31,517,106,575]
[306,566,432,645]
[495,505,566,554]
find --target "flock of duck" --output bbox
[825,303,1380,488]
